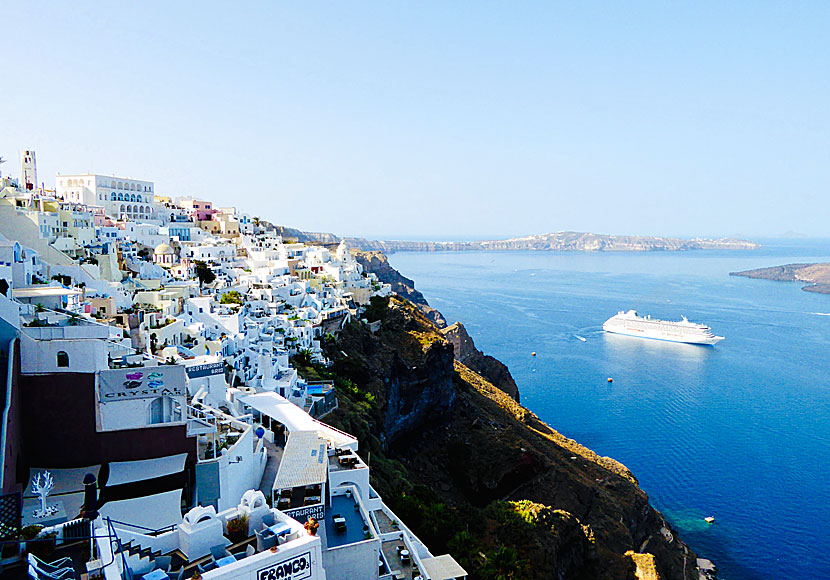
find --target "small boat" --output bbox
[531,352,536,356]
[704,516,715,524]
[607,377,613,383]
[575,335,587,342]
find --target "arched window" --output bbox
[111,193,115,201]
[148,396,179,424]
[56,351,69,367]
[117,181,123,189]
[110,180,116,188]
[120,204,126,214]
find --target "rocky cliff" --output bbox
[353,250,447,327]
[321,297,701,580]
[731,262,830,294]
[441,322,520,402]
[354,251,519,401]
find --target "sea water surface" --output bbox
[388,240,830,580]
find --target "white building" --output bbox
[55,173,156,221]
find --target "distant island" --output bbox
[731,263,830,294]
[272,226,760,253]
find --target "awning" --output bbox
[13,287,82,299]
[100,489,184,531]
[273,431,328,491]
[239,392,357,448]
[107,453,188,486]
[419,555,468,579]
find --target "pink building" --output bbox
[180,199,216,221]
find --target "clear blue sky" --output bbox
[2,2,828,240]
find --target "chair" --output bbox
[210,544,231,561]
[255,528,277,552]
[166,568,185,580]
[261,511,276,527]
[199,559,217,573]
[29,564,75,580]
[27,554,75,580]
[154,555,172,572]
[246,544,257,557]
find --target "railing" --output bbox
[107,516,134,580]
[186,404,217,436]
[106,518,178,537]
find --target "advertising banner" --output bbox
[98,365,186,401]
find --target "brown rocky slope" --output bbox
[354,250,520,402]
[320,296,699,580]
[731,262,830,294]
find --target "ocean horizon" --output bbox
[389,240,830,580]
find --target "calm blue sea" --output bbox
[388,240,830,580]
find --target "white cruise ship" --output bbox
[603,310,724,345]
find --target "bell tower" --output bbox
[21,149,37,191]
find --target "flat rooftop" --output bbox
[322,493,369,549]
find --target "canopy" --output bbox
[419,555,468,580]
[107,453,188,486]
[100,489,184,531]
[240,392,357,448]
[273,431,328,491]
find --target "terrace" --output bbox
[321,493,371,550]
[10,489,322,580]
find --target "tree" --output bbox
[481,546,528,580]
[220,290,243,305]
[194,260,215,288]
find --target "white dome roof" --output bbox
[154,243,174,255]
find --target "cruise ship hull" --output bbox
[602,324,723,345]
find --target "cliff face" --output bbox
[323,297,699,580]
[731,262,830,294]
[441,322,520,402]
[354,250,447,326]
[355,251,519,401]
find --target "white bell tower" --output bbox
[21,150,37,191]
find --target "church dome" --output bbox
[154,243,174,255]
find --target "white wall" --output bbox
[98,394,187,432]
[216,427,268,512]
[19,333,108,374]
[322,537,380,580]
[200,535,325,580]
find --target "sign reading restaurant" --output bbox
[257,551,312,580]
[185,361,224,379]
[284,504,325,524]
[98,365,187,402]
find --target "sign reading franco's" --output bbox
[98,365,186,402]
[185,361,225,379]
[257,551,312,580]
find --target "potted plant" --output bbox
[27,529,57,559]
[20,524,43,551]
[225,514,249,543]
